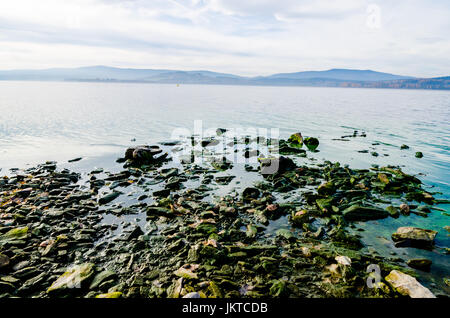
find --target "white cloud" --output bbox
[0,0,449,77]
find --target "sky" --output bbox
[0,0,449,77]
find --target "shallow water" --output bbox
[0,81,449,293]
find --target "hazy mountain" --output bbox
[0,66,447,89]
[0,65,241,82]
[265,68,412,81]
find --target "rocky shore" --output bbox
[0,132,448,298]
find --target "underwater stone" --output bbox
[407,259,432,272]
[342,205,389,221]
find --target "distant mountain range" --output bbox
[0,66,448,90]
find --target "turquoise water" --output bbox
[0,81,449,293]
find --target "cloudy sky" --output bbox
[0,0,449,77]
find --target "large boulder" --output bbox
[342,205,389,221]
[391,227,437,248]
[385,270,435,298]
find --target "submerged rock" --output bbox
[385,270,435,298]
[391,227,437,248]
[342,205,389,221]
[407,259,432,272]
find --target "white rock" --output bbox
[385,270,436,298]
[183,292,201,298]
[335,255,352,266]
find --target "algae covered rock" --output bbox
[0,226,28,244]
[47,263,95,293]
[303,137,319,151]
[342,205,389,221]
[95,292,122,298]
[407,258,432,272]
[385,270,435,298]
[287,132,303,146]
[317,181,335,195]
[391,227,437,248]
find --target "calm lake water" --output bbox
[0,81,449,293]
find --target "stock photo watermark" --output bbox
[366,4,382,29]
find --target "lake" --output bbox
[0,81,449,293]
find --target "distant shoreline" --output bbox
[1,78,449,91]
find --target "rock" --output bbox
[378,173,390,185]
[174,266,198,279]
[90,270,117,290]
[242,187,260,201]
[216,128,227,136]
[291,210,309,226]
[287,132,303,146]
[342,205,389,221]
[276,229,294,241]
[0,253,10,269]
[317,181,335,195]
[260,156,296,175]
[400,144,409,150]
[0,226,28,244]
[95,292,122,298]
[391,227,437,248]
[407,259,432,271]
[303,137,319,151]
[98,191,121,205]
[153,189,170,197]
[269,280,287,297]
[385,270,435,298]
[68,157,82,162]
[183,292,201,298]
[125,145,164,163]
[335,255,351,266]
[386,206,400,218]
[47,263,95,293]
[399,203,410,215]
[415,152,423,158]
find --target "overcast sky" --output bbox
[0,0,449,77]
